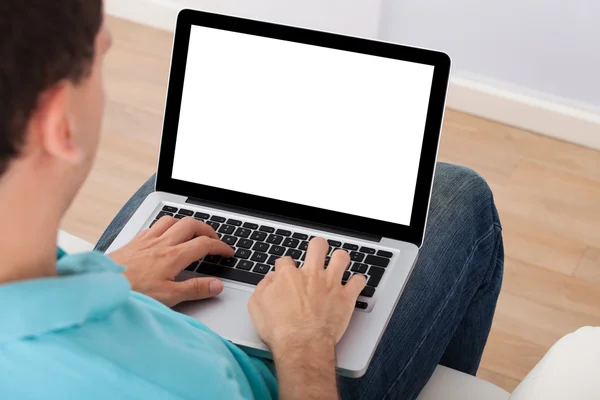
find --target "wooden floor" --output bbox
[61,16,600,393]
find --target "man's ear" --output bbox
[34,82,84,165]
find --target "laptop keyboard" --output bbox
[153,206,394,309]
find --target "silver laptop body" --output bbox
[107,9,451,378]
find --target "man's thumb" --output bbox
[177,277,224,302]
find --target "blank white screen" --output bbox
[172,26,435,226]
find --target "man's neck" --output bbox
[0,165,64,284]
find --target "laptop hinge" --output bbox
[186,197,382,243]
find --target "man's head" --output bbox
[0,0,110,209]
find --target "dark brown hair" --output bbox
[0,1,103,176]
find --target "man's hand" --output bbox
[248,237,366,400]
[110,216,234,307]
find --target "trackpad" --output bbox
[173,286,267,351]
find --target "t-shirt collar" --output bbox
[0,251,130,342]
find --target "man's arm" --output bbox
[248,238,366,400]
[273,339,338,400]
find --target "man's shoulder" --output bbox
[0,293,247,399]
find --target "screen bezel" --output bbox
[156,9,451,246]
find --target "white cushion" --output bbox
[57,230,94,254]
[417,365,510,400]
[510,326,600,400]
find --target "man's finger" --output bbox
[171,277,224,303]
[327,249,350,284]
[302,237,329,273]
[161,217,218,245]
[253,271,275,297]
[174,236,234,271]
[147,216,178,237]
[274,256,296,273]
[344,273,367,300]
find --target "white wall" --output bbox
[106,0,382,38]
[379,0,600,110]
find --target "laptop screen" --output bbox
[172,25,435,227]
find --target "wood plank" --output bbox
[574,247,600,285]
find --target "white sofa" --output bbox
[58,230,600,399]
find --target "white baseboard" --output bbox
[106,0,600,151]
[447,75,600,150]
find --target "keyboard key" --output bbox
[174,214,185,219]
[196,262,263,285]
[162,205,178,213]
[292,233,309,240]
[156,211,174,219]
[267,255,279,265]
[342,271,351,281]
[234,248,252,259]
[259,225,275,233]
[355,301,368,310]
[299,241,309,251]
[301,253,306,261]
[206,221,220,230]
[243,222,259,229]
[266,234,283,245]
[234,228,251,238]
[250,231,267,241]
[179,209,194,216]
[220,258,238,268]
[328,240,342,247]
[361,286,375,298]
[217,233,222,239]
[251,252,268,263]
[237,260,254,271]
[237,239,254,249]
[351,263,368,273]
[276,229,292,236]
[367,266,385,287]
[365,255,390,268]
[296,261,303,268]
[253,264,271,274]
[222,236,237,246]
[185,261,199,271]
[359,246,376,254]
[324,256,331,266]
[211,215,226,223]
[205,255,222,264]
[269,246,286,256]
[285,249,303,259]
[350,252,365,262]
[227,219,242,226]
[342,243,359,251]
[282,238,299,248]
[194,212,210,219]
[218,225,236,234]
[252,242,270,252]
[377,250,394,258]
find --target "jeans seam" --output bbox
[382,223,499,400]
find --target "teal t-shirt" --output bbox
[0,251,278,399]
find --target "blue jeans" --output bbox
[95,162,504,400]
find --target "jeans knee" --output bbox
[432,163,500,228]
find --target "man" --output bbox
[0,2,503,399]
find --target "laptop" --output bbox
[107,9,451,377]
